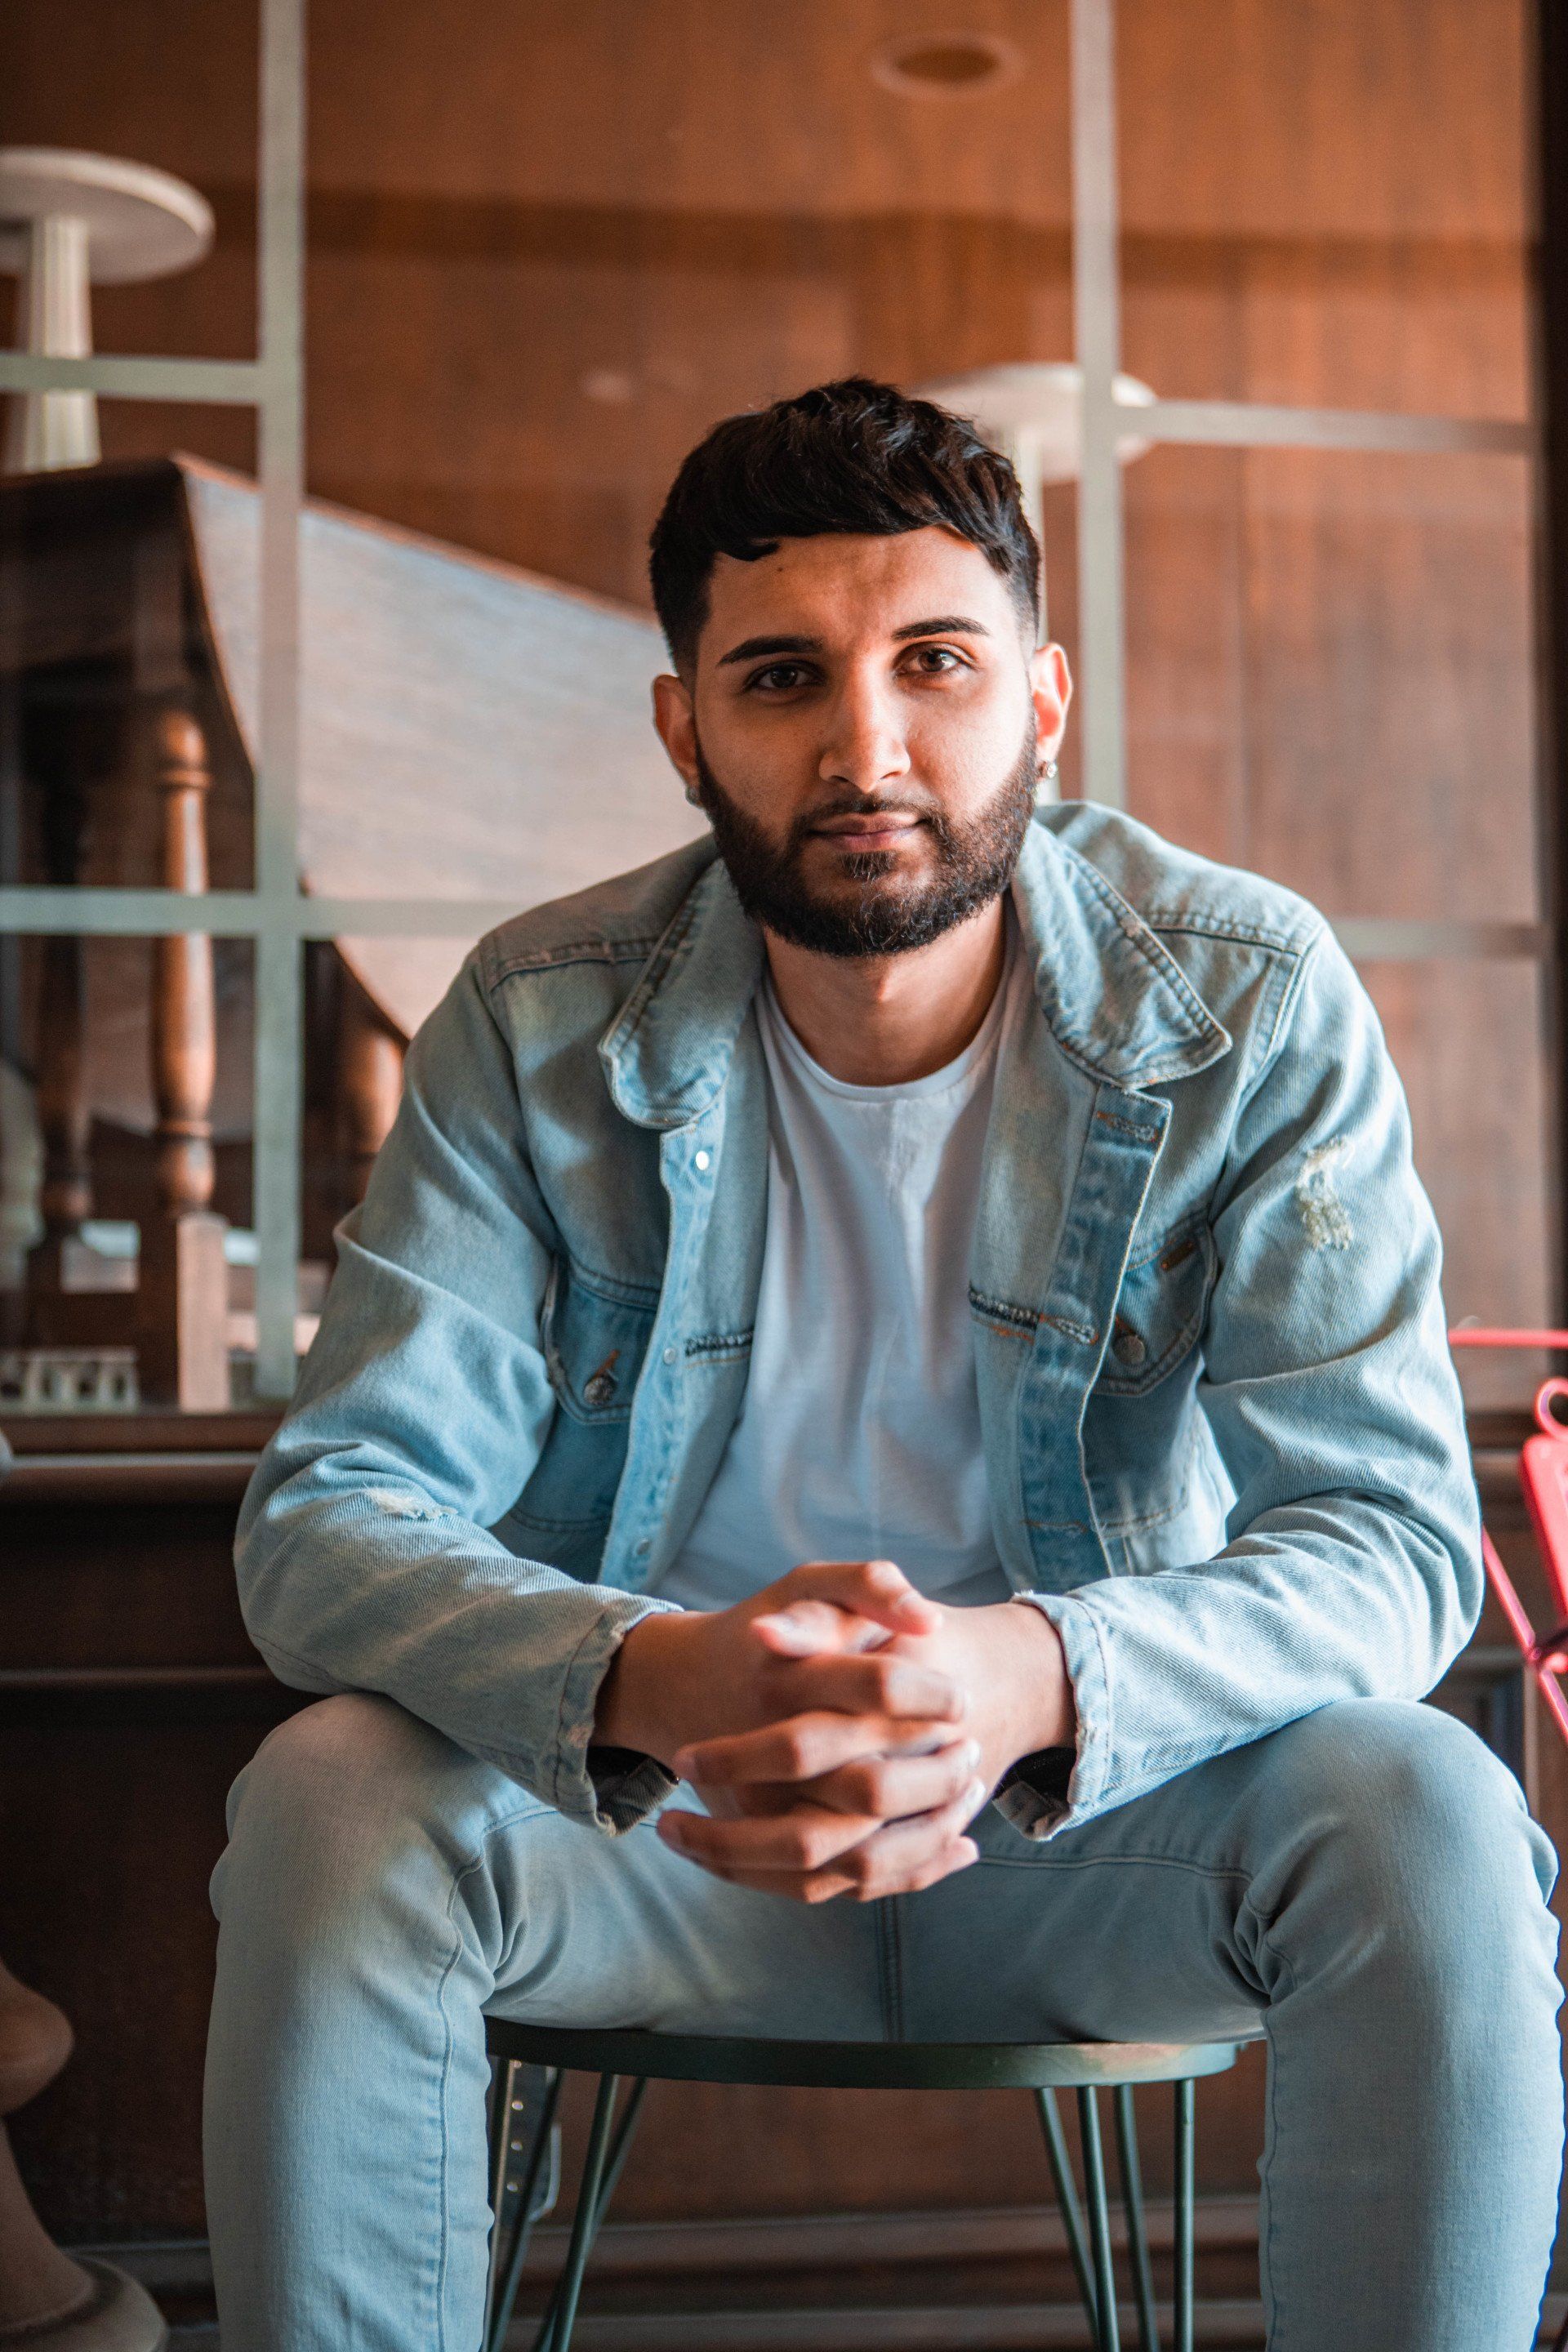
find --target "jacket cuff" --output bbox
[551,1593,683,1833]
[1003,1590,1113,1836]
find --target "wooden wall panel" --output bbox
[1361,959,1556,1335]
[1119,0,1529,410]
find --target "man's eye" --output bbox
[746,663,810,692]
[909,646,963,673]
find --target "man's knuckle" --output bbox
[869,1658,900,1706]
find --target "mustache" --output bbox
[789,793,947,845]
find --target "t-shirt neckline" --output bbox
[760,909,1018,1104]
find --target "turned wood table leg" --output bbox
[335,964,405,1205]
[28,934,91,1281]
[136,706,229,1409]
[0,1958,167,2345]
[24,770,92,1314]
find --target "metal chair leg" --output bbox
[1035,2086,1100,2330]
[1113,2084,1160,2352]
[527,2075,648,2352]
[532,2073,620,2352]
[1173,2077,1196,2352]
[483,2059,521,2350]
[486,2066,564,2352]
[1077,2087,1122,2352]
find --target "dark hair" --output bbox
[648,376,1040,670]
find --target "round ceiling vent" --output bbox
[870,31,1025,99]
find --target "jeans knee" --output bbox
[1257,1699,1557,1949]
[214,1693,454,1928]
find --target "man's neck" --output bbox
[762,896,1009,1086]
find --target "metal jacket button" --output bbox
[582,1370,617,1405]
[1112,1325,1147,1367]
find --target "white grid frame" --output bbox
[0,0,1545,1398]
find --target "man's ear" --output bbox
[1028,642,1073,768]
[652,672,702,798]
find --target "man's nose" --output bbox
[817,678,912,795]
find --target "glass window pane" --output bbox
[0,0,261,431]
[1111,447,1537,926]
[1,296,271,1419]
[1,931,253,1413]
[1117,0,1530,421]
[1358,957,1554,1415]
[301,0,1072,601]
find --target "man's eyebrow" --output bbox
[715,617,992,667]
[891,614,992,641]
[715,633,825,667]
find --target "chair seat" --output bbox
[483,2018,1241,2091]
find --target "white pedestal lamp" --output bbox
[0,147,213,473]
[916,359,1156,632]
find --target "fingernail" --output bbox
[964,1778,987,1811]
[960,1741,982,1773]
[959,1838,980,1866]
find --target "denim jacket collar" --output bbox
[1012,823,1232,1088]
[600,817,1232,1128]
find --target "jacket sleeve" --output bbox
[1013,923,1483,1834]
[234,956,680,1833]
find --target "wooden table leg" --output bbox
[136,705,229,1409]
[336,961,405,1205]
[24,767,91,1316]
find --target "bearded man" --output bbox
[205,379,1562,2352]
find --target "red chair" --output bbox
[1450,1327,1568,1754]
[1449,1328,1568,2352]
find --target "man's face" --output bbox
[653,527,1071,959]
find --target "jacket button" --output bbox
[694,1150,710,1171]
[1112,1327,1147,1367]
[662,1345,678,1365]
[582,1370,617,1405]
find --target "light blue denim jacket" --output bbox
[235,804,1482,1838]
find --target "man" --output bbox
[207,379,1561,2350]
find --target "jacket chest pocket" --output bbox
[1097,1218,1216,1396]
[1081,1218,1218,1539]
[509,1259,657,1531]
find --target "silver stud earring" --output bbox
[684,783,702,805]
[1041,757,1058,783]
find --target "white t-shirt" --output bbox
[652,918,1029,1613]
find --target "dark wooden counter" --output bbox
[0,1409,294,2241]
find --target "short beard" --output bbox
[693,719,1040,960]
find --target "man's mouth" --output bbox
[809,813,924,853]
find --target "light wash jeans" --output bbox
[204,1691,1563,2352]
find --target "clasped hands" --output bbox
[593,1558,1074,1904]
